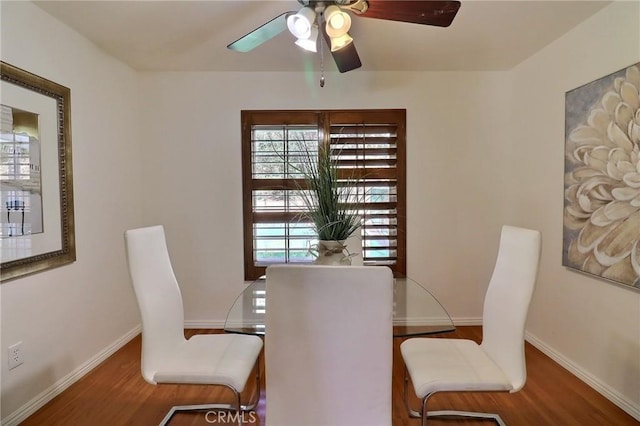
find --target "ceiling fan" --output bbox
[227,0,461,74]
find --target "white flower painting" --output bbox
[563,63,640,290]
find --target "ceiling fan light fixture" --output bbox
[330,32,353,52]
[287,7,316,39]
[324,5,351,37]
[294,25,318,52]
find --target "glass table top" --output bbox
[224,276,455,337]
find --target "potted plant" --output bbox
[293,142,363,265]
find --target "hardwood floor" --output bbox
[20,327,637,426]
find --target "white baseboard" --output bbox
[184,320,225,329]
[1,325,141,426]
[451,316,482,326]
[525,331,640,422]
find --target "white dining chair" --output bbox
[125,225,263,425]
[401,225,542,425]
[265,264,394,426]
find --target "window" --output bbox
[241,109,406,280]
[1,105,42,238]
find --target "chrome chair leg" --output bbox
[159,388,241,426]
[405,366,506,426]
[160,361,261,425]
[404,366,422,418]
[426,410,505,425]
[242,359,261,411]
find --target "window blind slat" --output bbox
[339,169,398,180]
[333,148,396,156]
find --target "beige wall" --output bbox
[509,1,640,415]
[137,70,512,325]
[1,1,143,420]
[1,0,638,423]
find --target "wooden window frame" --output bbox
[241,109,406,280]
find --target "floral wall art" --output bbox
[563,63,640,290]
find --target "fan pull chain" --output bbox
[319,31,325,87]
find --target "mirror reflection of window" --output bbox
[0,105,43,237]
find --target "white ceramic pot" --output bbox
[313,240,352,265]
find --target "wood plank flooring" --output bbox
[20,327,637,425]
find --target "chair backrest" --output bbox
[480,225,542,392]
[265,264,393,426]
[124,225,186,384]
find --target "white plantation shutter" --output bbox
[242,110,406,280]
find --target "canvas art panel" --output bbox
[563,62,640,291]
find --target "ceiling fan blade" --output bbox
[227,12,292,52]
[360,0,461,27]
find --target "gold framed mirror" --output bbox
[1,62,75,282]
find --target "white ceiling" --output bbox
[34,0,610,73]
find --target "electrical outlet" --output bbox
[8,341,24,370]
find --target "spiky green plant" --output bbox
[294,142,362,242]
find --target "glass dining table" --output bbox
[224,276,455,337]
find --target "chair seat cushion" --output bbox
[153,333,262,392]
[400,338,513,398]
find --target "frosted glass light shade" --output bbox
[287,7,316,39]
[295,26,318,52]
[324,5,351,37]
